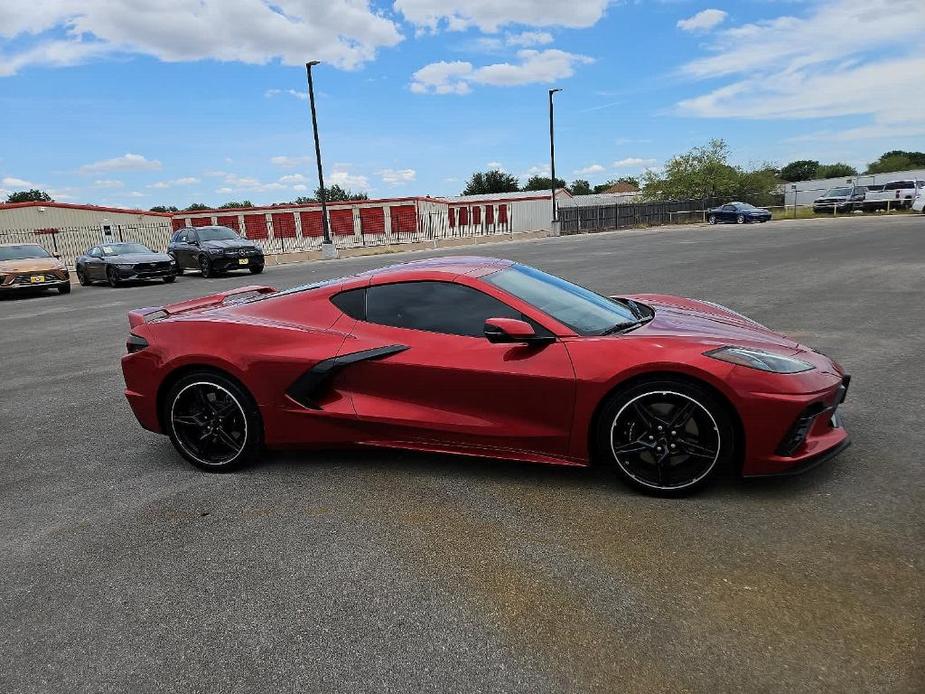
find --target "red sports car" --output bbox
[121,256,850,495]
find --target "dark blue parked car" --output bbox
[707,202,772,225]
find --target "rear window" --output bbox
[884,181,914,190]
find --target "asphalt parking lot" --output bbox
[1,214,922,693]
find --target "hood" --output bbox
[0,257,65,273]
[104,252,172,263]
[201,239,258,250]
[624,293,802,352]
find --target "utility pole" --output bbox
[548,88,562,227]
[306,61,337,259]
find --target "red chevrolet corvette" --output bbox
[121,256,850,495]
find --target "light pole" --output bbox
[305,60,337,259]
[548,88,562,226]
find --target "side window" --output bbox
[331,288,366,320]
[188,231,198,243]
[176,231,187,243]
[88,247,100,257]
[366,281,522,338]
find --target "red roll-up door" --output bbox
[271,212,297,238]
[458,207,469,226]
[171,218,187,231]
[359,207,385,235]
[299,211,323,237]
[498,204,508,224]
[389,205,417,233]
[448,208,456,228]
[485,205,494,225]
[216,215,240,233]
[243,214,268,240]
[191,216,212,227]
[329,208,355,236]
[472,206,481,226]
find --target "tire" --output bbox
[106,266,120,288]
[163,371,262,472]
[595,378,735,496]
[708,215,717,225]
[76,267,91,286]
[170,254,184,276]
[163,274,176,284]
[249,265,264,274]
[58,282,71,295]
[736,214,746,224]
[199,255,213,278]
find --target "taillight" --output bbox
[126,333,149,354]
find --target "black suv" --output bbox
[168,226,265,278]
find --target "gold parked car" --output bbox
[0,243,71,295]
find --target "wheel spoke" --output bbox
[668,401,696,430]
[612,438,653,455]
[173,414,203,427]
[214,427,240,451]
[678,437,716,459]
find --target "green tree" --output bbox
[149,205,178,213]
[866,150,925,174]
[218,200,254,209]
[184,203,211,211]
[779,160,820,182]
[569,179,593,195]
[641,139,781,204]
[461,170,520,195]
[318,184,367,201]
[6,189,53,203]
[593,176,641,193]
[293,196,317,205]
[815,163,858,179]
[523,175,567,192]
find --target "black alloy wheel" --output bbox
[58,282,71,295]
[163,274,176,283]
[199,255,213,278]
[77,267,91,286]
[249,265,264,274]
[165,372,261,471]
[597,379,734,496]
[708,215,717,225]
[106,266,120,287]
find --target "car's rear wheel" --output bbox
[736,214,746,224]
[596,378,734,496]
[106,266,120,287]
[58,282,71,295]
[708,215,717,225]
[164,371,262,472]
[199,255,213,278]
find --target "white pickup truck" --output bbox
[862,178,925,210]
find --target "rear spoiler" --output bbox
[127,285,277,328]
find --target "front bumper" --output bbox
[115,266,175,280]
[209,255,264,271]
[0,276,69,291]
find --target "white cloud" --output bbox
[329,167,370,190]
[216,187,234,194]
[506,31,554,47]
[271,155,313,168]
[486,161,504,170]
[0,1,402,76]
[265,88,308,101]
[411,49,593,94]
[394,0,610,32]
[521,164,550,178]
[574,163,605,175]
[2,176,36,188]
[93,179,124,188]
[278,173,309,184]
[378,168,416,185]
[79,153,161,174]
[124,191,146,198]
[611,158,657,169]
[677,9,727,33]
[676,0,922,140]
[148,177,200,188]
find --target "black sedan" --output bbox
[167,226,264,278]
[707,202,772,225]
[76,242,176,287]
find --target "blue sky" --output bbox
[0,0,922,208]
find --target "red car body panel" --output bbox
[121,256,849,477]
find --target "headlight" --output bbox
[208,248,224,255]
[115,263,134,270]
[705,346,813,373]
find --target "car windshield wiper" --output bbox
[599,316,651,336]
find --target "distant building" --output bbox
[0,201,171,232]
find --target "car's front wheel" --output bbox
[249,264,264,274]
[199,255,213,278]
[708,215,717,225]
[106,266,120,287]
[596,378,735,496]
[77,267,91,286]
[164,371,262,472]
[58,282,71,295]
[163,274,176,283]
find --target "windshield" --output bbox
[484,264,639,335]
[197,227,239,241]
[0,244,51,261]
[102,243,151,256]
[735,203,759,211]
[825,188,851,197]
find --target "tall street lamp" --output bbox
[305,60,337,259]
[548,88,562,226]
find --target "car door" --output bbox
[330,279,578,459]
[176,230,198,268]
[85,247,105,279]
[721,204,737,221]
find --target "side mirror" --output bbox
[53,253,61,259]
[484,317,553,345]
